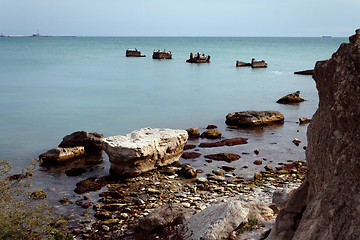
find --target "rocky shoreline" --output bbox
[34,100,309,239]
[57,158,306,240]
[42,123,308,240]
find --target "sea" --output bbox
[0,36,347,218]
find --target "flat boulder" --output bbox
[225,110,284,127]
[101,128,188,177]
[182,200,249,240]
[39,147,85,165]
[59,131,104,151]
[276,91,305,104]
[204,153,240,162]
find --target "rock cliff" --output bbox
[267,29,360,239]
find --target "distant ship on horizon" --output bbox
[322,35,332,38]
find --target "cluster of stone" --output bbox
[39,131,103,165]
[65,160,306,239]
[226,110,285,127]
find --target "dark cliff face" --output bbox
[267,29,360,240]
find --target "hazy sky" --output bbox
[1,0,359,37]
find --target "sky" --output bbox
[0,0,359,37]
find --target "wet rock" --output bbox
[186,128,200,138]
[8,173,31,181]
[222,138,248,146]
[199,142,226,148]
[254,160,263,165]
[299,117,311,124]
[222,166,236,172]
[59,131,104,151]
[102,128,188,177]
[292,138,301,146]
[65,167,87,176]
[39,147,85,165]
[59,197,73,205]
[226,110,284,127]
[276,91,305,104]
[181,152,201,159]
[206,125,217,129]
[200,129,222,139]
[212,170,225,176]
[75,199,83,206]
[204,153,241,162]
[30,190,47,199]
[81,202,93,209]
[177,163,197,178]
[264,165,273,171]
[254,149,260,155]
[74,177,107,194]
[198,137,248,148]
[183,144,196,150]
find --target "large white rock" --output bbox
[183,200,249,240]
[102,127,188,177]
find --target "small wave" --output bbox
[272,71,285,75]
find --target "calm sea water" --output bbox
[0,36,347,220]
[0,37,346,167]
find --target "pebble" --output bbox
[182,202,191,208]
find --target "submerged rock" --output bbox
[200,129,222,139]
[102,128,188,177]
[226,110,284,127]
[65,167,87,176]
[30,190,47,199]
[204,153,241,162]
[181,152,201,159]
[198,138,248,148]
